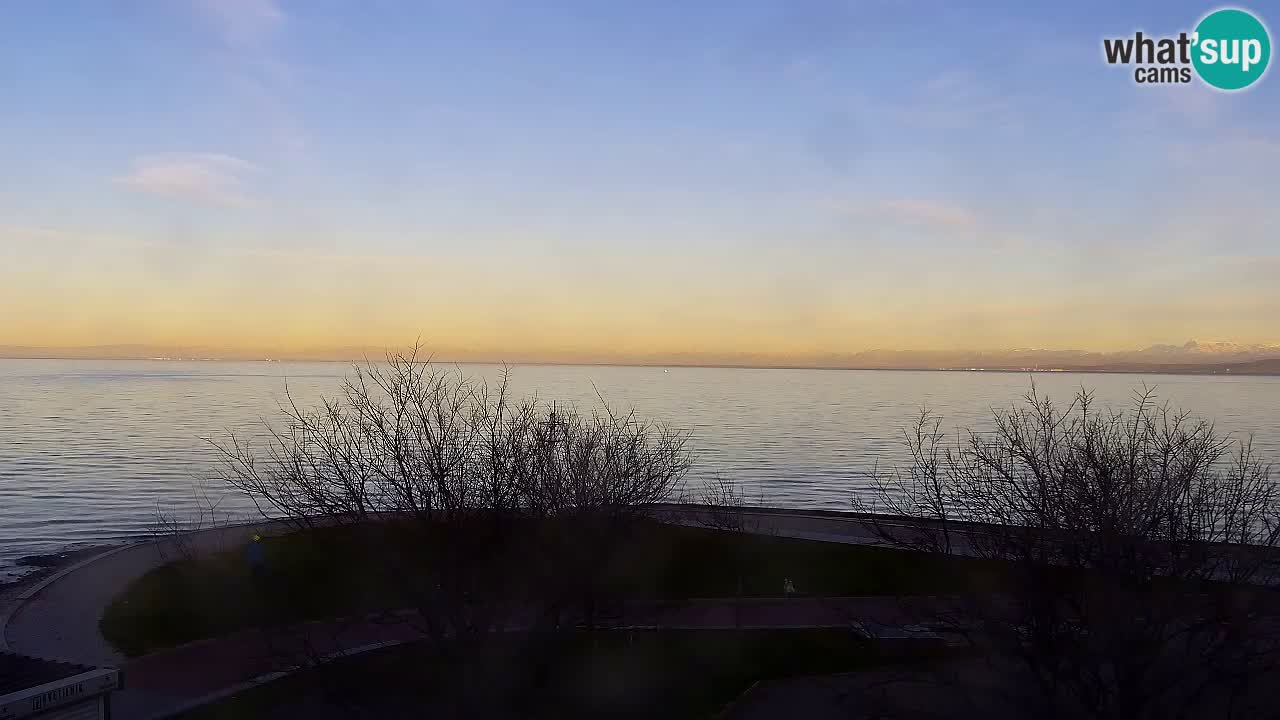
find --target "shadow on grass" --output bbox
[102,520,1006,656]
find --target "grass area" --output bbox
[179,628,922,719]
[102,519,1003,656]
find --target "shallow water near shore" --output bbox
[2,358,1279,579]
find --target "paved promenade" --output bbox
[1,506,947,719]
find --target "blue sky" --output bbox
[1,1,1277,358]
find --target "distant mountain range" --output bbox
[0,344,375,362]
[819,340,1280,374]
[2,340,1280,375]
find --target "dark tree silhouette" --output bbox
[854,384,1280,720]
[212,347,692,712]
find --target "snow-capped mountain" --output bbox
[1116,340,1280,363]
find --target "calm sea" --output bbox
[3,359,1279,580]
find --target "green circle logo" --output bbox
[1192,8,1271,90]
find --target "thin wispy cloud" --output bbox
[195,0,284,48]
[0,225,167,251]
[880,199,979,229]
[839,198,982,231]
[908,69,1022,131]
[1167,135,1280,166]
[1155,83,1224,127]
[193,0,305,152]
[116,153,259,206]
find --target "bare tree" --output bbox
[698,474,759,534]
[854,384,1280,720]
[858,408,955,556]
[210,347,693,712]
[696,475,763,628]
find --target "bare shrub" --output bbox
[855,384,1280,720]
[209,347,692,709]
[150,480,243,563]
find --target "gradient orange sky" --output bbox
[2,2,1278,361]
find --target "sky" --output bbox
[1,0,1277,362]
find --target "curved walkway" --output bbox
[0,507,948,719]
[2,507,949,665]
[2,520,296,666]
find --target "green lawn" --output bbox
[102,519,1002,656]
[179,628,926,719]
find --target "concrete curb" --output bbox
[141,639,411,720]
[715,679,762,720]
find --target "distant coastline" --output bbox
[2,353,1278,377]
